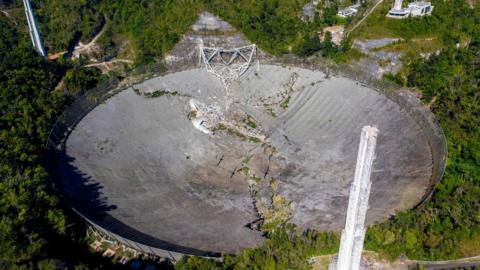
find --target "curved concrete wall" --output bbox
[265,57,447,200]
[384,90,447,203]
[46,61,447,259]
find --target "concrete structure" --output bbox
[338,4,360,18]
[47,12,446,259]
[335,126,378,270]
[191,12,233,32]
[387,0,409,18]
[303,2,315,22]
[55,64,437,256]
[408,2,434,17]
[387,0,433,18]
[164,12,266,69]
[394,0,404,11]
[320,25,345,46]
[302,0,321,22]
[22,0,46,56]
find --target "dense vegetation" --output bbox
[35,0,104,52]
[98,0,203,64]
[1,0,479,268]
[12,0,343,63]
[0,16,122,269]
[0,18,66,267]
[176,225,339,270]
[205,0,342,56]
[365,30,480,260]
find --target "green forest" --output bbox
[29,0,342,63]
[1,0,479,269]
[365,35,480,260]
[0,15,123,270]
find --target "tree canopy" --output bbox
[0,16,120,270]
[365,31,480,260]
[1,0,479,268]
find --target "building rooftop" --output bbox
[409,1,432,7]
[338,3,360,17]
[387,1,433,18]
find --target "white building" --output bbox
[408,1,434,16]
[387,0,434,18]
[338,4,361,18]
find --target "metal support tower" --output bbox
[198,40,256,88]
[336,126,378,270]
[23,0,46,57]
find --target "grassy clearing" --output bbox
[365,36,444,61]
[350,0,438,40]
[332,47,366,63]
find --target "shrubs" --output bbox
[255,180,293,233]
[176,224,339,270]
[366,32,480,260]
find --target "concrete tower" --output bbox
[335,126,378,270]
[393,0,403,10]
[23,0,46,57]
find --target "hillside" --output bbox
[0,0,479,269]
